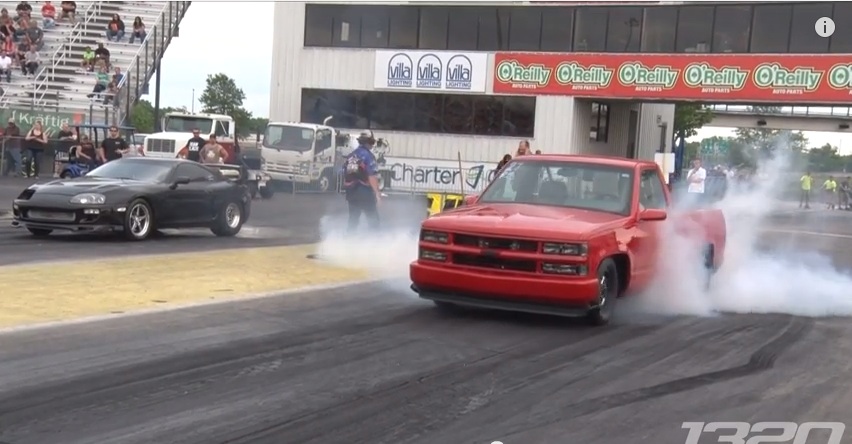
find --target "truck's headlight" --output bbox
[70,193,106,204]
[542,263,587,275]
[420,230,449,243]
[542,242,587,256]
[419,249,447,262]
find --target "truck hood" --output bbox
[31,178,147,196]
[423,203,629,240]
[149,132,191,141]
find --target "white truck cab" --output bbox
[260,120,349,193]
[143,112,236,159]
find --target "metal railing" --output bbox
[30,1,104,108]
[705,104,852,118]
[113,1,191,126]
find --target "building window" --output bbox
[541,7,574,52]
[388,6,419,49]
[590,102,609,143]
[712,5,751,53]
[789,3,832,53]
[831,3,852,53]
[447,6,479,51]
[418,7,448,50]
[574,7,608,52]
[676,6,713,53]
[300,89,536,138]
[750,4,792,53]
[641,7,676,52]
[359,5,389,48]
[606,7,642,52]
[509,7,543,51]
[331,5,362,48]
[304,4,334,46]
[478,7,510,52]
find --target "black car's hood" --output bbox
[30,177,150,196]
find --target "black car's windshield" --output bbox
[263,125,315,152]
[86,160,172,182]
[480,160,634,215]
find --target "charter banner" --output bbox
[492,52,852,103]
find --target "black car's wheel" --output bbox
[211,200,244,237]
[123,199,154,241]
[259,185,274,199]
[586,259,619,326]
[27,227,52,237]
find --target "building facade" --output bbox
[269,2,680,164]
[269,1,846,165]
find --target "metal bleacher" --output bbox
[0,1,189,126]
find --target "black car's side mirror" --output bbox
[170,176,191,190]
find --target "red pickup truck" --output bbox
[409,154,726,326]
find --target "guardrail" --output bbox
[113,1,191,126]
[705,104,852,118]
[30,1,103,109]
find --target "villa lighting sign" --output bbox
[492,52,852,103]
[374,50,489,93]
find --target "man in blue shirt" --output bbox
[341,130,381,231]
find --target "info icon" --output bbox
[815,17,835,38]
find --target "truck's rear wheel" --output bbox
[586,259,618,326]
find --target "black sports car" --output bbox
[11,158,252,240]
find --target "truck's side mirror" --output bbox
[639,208,667,221]
[463,194,479,206]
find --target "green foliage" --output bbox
[129,100,189,133]
[733,107,808,154]
[199,73,265,138]
[674,104,713,139]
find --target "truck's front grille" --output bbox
[146,138,176,153]
[453,234,538,252]
[453,253,537,272]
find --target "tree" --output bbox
[806,144,843,172]
[199,73,246,116]
[674,104,714,141]
[198,73,266,139]
[734,106,808,154]
[130,100,190,133]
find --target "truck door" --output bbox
[631,168,669,289]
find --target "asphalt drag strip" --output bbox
[1,283,852,444]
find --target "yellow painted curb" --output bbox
[0,244,370,329]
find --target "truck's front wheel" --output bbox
[586,259,619,326]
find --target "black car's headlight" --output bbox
[70,193,106,205]
[420,230,449,243]
[542,242,587,256]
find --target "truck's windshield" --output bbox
[479,160,635,216]
[165,116,214,134]
[263,125,315,152]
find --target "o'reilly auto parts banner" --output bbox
[493,52,852,103]
[374,51,489,93]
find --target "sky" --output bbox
[139,2,274,117]
[139,1,852,154]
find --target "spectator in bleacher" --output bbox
[59,0,75,23]
[129,16,145,44]
[0,51,11,82]
[40,1,55,29]
[0,17,14,42]
[105,13,124,42]
[86,66,108,99]
[1,34,14,57]
[112,66,123,84]
[22,45,38,77]
[80,45,94,71]
[16,2,32,20]
[15,39,27,69]
[24,120,47,178]
[103,81,117,105]
[26,19,43,51]
[2,119,23,177]
[94,42,109,66]
[14,16,27,41]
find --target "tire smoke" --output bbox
[625,134,852,318]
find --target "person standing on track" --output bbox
[341,130,381,232]
[199,134,228,164]
[799,171,813,209]
[97,126,128,163]
[177,128,206,162]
